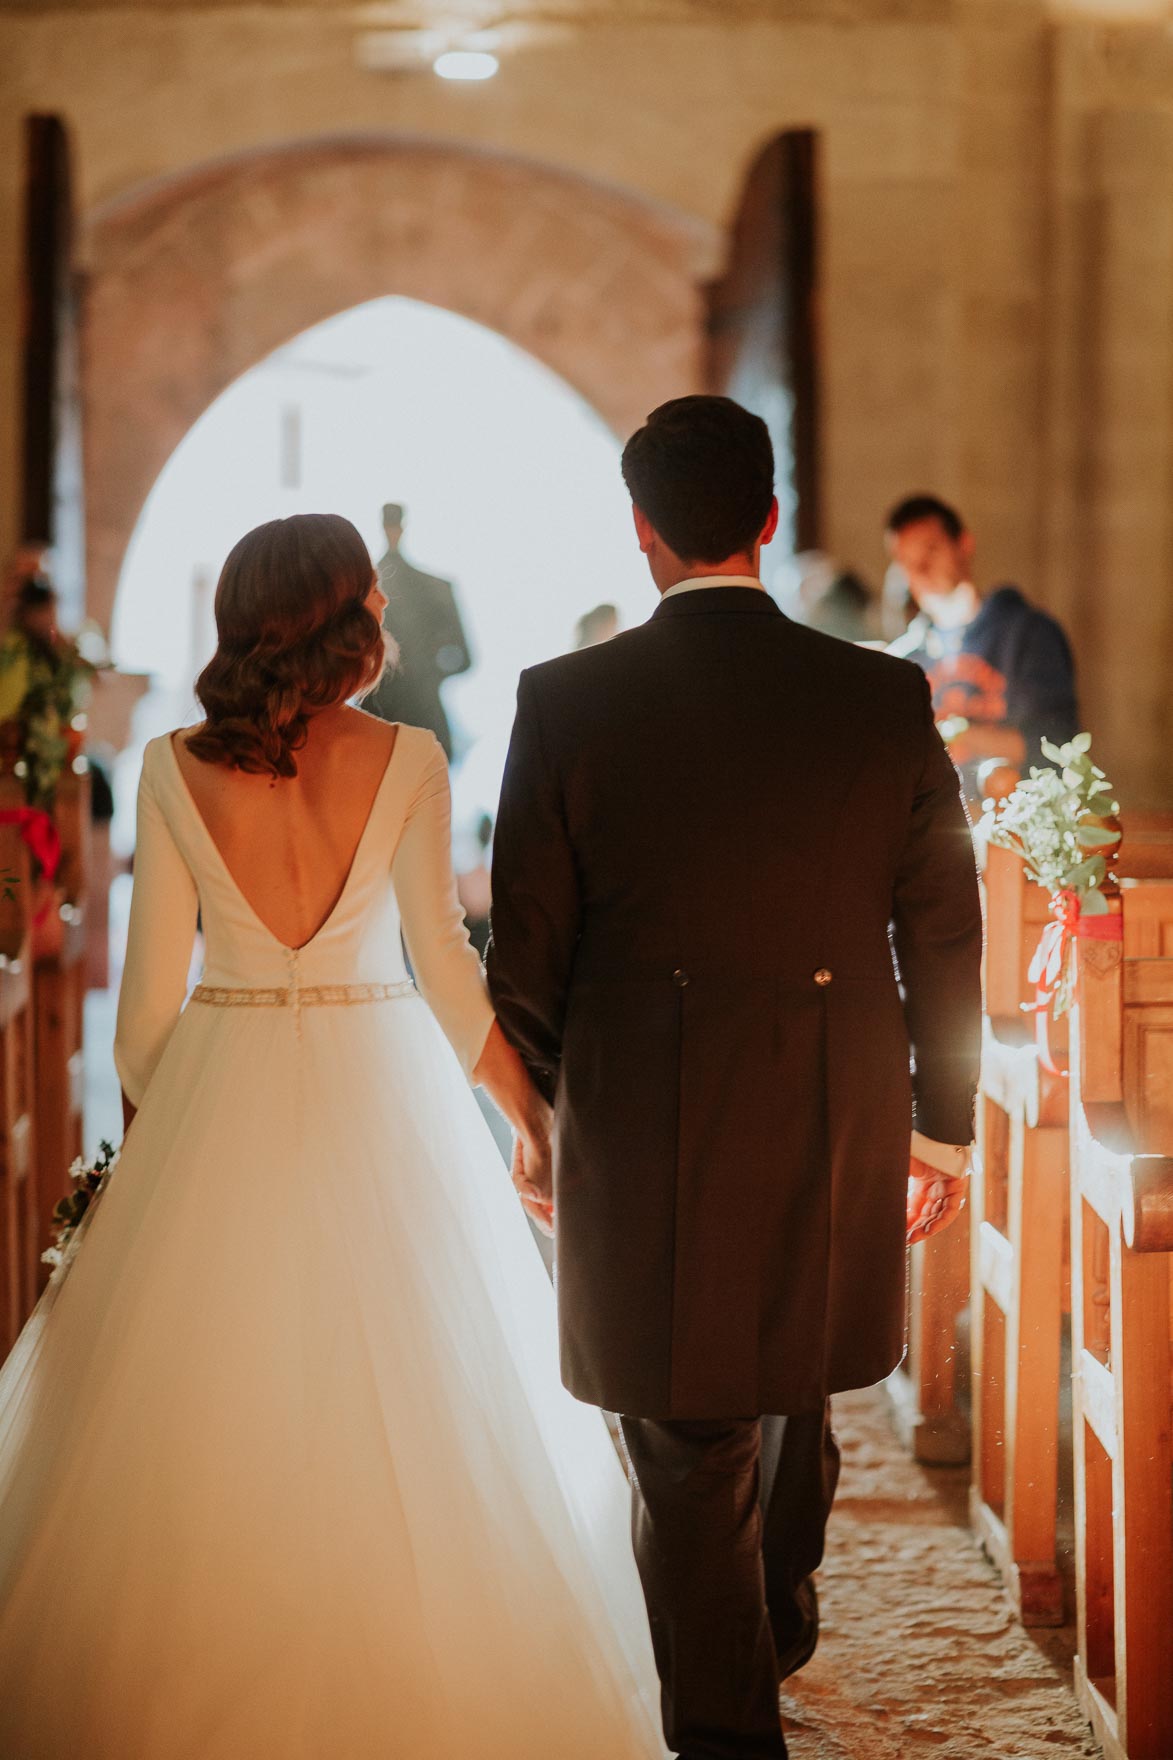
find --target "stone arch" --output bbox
[82,138,713,629]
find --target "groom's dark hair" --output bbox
[621,395,775,565]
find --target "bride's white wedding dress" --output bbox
[0,726,665,1759]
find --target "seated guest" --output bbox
[884,493,1079,774]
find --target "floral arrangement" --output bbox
[0,624,99,810]
[987,733,1121,1017]
[41,1139,118,1274]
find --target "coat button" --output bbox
[672,969,690,988]
[813,967,833,987]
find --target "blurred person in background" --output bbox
[786,552,876,644]
[364,501,472,761]
[573,603,621,650]
[884,493,1079,779]
[880,558,918,643]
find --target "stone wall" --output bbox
[1042,18,1173,809]
[83,140,710,630]
[0,0,1171,801]
[0,5,970,595]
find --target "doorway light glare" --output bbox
[434,49,499,81]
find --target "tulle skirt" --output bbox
[0,993,665,1758]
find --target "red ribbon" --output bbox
[0,808,61,882]
[1025,888,1123,1076]
[1076,913,1124,943]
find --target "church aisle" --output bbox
[785,1390,1099,1759]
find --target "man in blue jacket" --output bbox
[885,493,1079,775]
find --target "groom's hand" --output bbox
[906,1155,968,1245]
[512,1131,554,1238]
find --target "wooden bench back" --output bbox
[1069,902,1173,1760]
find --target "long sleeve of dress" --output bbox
[392,737,495,1081]
[114,753,200,1109]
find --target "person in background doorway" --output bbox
[364,502,472,761]
[572,603,621,650]
[788,552,876,644]
[884,493,1079,777]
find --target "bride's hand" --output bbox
[472,1022,555,1234]
[512,1131,554,1238]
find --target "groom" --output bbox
[487,395,982,1759]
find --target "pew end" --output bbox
[1070,927,1173,1760]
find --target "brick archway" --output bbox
[83,139,713,630]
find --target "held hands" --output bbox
[512,1124,554,1239]
[470,1021,555,1236]
[906,1155,968,1246]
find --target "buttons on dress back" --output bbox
[672,969,690,988]
[813,968,833,987]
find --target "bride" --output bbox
[0,513,665,1759]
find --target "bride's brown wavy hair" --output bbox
[186,513,389,777]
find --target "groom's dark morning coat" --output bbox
[487,588,983,1420]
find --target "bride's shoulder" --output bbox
[150,725,207,754]
[141,730,183,778]
[351,711,439,773]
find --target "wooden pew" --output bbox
[0,819,37,1358]
[970,831,1173,1622]
[969,842,1070,1617]
[1070,886,1173,1760]
[30,767,90,1287]
[891,813,1173,1473]
[886,1196,972,1463]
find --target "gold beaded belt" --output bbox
[190,980,418,1009]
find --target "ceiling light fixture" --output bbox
[433,49,499,81]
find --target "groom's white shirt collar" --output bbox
[660,574,765,601]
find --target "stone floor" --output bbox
[784,1389,1101,1759]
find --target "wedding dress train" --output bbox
[0,726,665,1759]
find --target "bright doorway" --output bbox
[110,295,655,854]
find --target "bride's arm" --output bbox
[114,748,200,1126]
[391,739,551,1160]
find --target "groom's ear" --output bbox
[760,496,781,549]
[632,504,656,556]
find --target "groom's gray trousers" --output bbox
[618,1407,840,1760]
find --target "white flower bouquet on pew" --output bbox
[41,1139,119,1276]
[986,732,1121,1020]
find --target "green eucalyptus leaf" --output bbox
[1076,825,1121,846]
[1079,889,1110,916]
